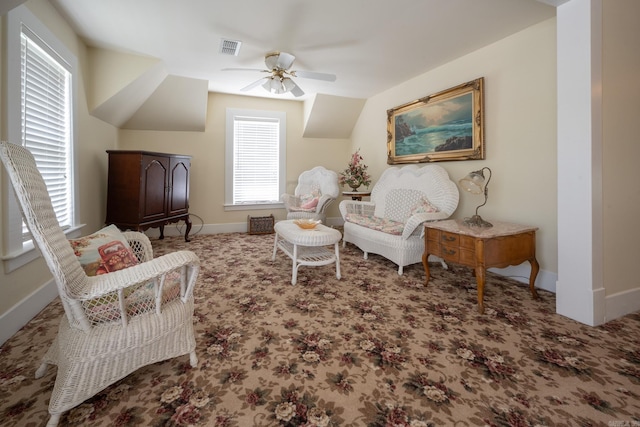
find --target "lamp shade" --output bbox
[458,167,493,227]
[458,170,486,195]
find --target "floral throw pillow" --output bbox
[301,197,319,210]
[410,197,440,215]
[69,224,138,276]
[300,188,320,204]
[294,188,321,211]
[69,225,182,325]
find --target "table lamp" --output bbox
[458,167,493,227]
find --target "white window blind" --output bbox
[233,116,280,204]
[20,28,73,237]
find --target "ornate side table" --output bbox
[423,219,539,314]
[342,191,371,201]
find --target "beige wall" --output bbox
[352,19,558,275]
[1,4,559,324]
[117,93,351,228]
[3,0,639,334]
[0,0,118,316]
[0,3,560,327]
[602,0,640,297]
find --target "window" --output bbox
[20,29,73,234]
[224,108,286,210]
[3,5,79,271]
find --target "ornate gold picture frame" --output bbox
[387,77,484,164]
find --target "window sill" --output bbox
[2,224,85,273]
[224,202,284,212]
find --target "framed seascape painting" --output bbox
[387,77,484,164]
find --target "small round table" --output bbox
[272,220,342,285]
[342,191,371,201]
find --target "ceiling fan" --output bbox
[223,51,336,97]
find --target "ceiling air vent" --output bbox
[219,39,242,56]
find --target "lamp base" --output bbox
[463,215,493,228]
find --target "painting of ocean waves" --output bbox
[395,119,472,156]
[394,92,474,157]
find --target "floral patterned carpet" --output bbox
[2,231,640,426]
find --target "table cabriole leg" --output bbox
[422,252,431,286]
[475,266,486,314]
[475,239,485,314]
[184,216,192,242]
[529,257,540,299]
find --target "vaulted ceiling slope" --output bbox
[46,0,556,135]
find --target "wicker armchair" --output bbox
[0,141,200,427]
[281,166,340,223]
[339,164,459,275]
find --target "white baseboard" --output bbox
[605,287,640,323]
[489,264,557,294]
[145,216,345,238]
[0,278,57,345]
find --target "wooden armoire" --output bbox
[105,150,192,241]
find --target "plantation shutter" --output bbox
[233,116,280,204]
[20,28,73,238]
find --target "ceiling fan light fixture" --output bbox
[262,77,287,94]
[261,78,273,92]
[228,50,333,97]
[282,78,295,92]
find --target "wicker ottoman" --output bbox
[272,220,342,285]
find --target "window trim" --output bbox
[224,108,286,211]
[3,5,81,272]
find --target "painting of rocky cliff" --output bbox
[387,78,484,164]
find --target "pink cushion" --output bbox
[301,197,319,210]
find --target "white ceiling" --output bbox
[50,0,557,101]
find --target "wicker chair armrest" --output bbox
[315,194,335,213]
[402,212,451,239]
[281,193,302,209]
[72,250,200,329]
[122,231,154,262]
[338,200,375,219]
[81,250,200,299]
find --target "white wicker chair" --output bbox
[339,164,459,275]
[281,166,340,223]
[0,141,200,427]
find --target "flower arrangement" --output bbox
[338,149,371,190]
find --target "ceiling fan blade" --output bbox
[289,81,305,97]
[221,68,267,73]
[275,52,296,70]
[240,77,267,92]
[292,70,336,82]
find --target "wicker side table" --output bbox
[272,220,342,285]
